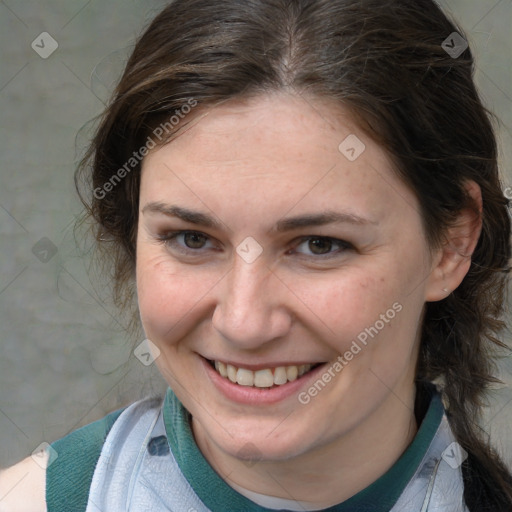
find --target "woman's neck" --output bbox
[192,384,418,509]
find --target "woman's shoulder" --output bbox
[0,454,47,512]
[46,405,129,512]
[0,404,129,512]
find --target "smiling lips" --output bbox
[212,360,321,388]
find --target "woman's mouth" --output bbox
[207,359,324,389]
[202,357,331,405]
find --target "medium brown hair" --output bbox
[76,0,512,508]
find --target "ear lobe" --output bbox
[425,180,482,302]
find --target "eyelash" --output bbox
[155,230,353,259]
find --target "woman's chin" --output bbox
[228,438,304,464]
[194,418,319,464]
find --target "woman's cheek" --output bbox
[300,272,383,324]
[137,257,216,341]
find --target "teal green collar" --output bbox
[163,388,444,512]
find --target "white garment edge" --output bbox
[85,396,469,512]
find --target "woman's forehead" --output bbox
[171,92,359,141]
[143,93,382,180]
[139,93,419,234]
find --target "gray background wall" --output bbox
[1,0,511,469]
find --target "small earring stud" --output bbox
[442,287,449,293]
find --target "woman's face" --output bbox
[136,93,436,462]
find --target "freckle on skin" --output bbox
[359,277,375,289]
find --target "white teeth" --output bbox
[227,364,237,383]
[213,361,316,387]
[254,369,274,388]
[215,361,228,377]
[236,368,254,386]
[273,366,288,385]
[300,364,312,376]
[286,365,298,382]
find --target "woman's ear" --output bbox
[425,180,483,302]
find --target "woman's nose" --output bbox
[211,256,293,351]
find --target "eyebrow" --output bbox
[141,202,376,232]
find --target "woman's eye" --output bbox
[158,230,213,252]
[293,236,352,257]
[157,231,351,259]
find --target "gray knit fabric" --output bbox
[85,397,468,512]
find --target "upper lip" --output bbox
[201,355,326,371]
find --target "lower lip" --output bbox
[201,357,328,405]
